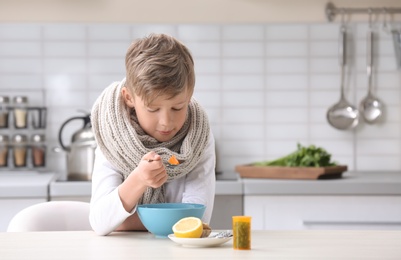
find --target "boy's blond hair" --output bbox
[125,33,195,105]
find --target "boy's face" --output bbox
[122,87,191,142]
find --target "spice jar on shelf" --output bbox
[0,135,9,167]
[13,96,28,129]
[31,134,46,167]
[12,134,28,168]
[0,96,10,129]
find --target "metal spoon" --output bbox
[209,230,233,238]
[147,158,181,168]
[327,25,359,130]
[359,29,384,124]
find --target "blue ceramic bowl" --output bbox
[137,203,206,237]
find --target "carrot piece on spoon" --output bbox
[168,155,180,165]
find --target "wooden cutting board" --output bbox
[235,165,348,180]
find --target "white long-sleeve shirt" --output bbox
[89,130,216,236]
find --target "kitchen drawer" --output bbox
[211,195,243,229]
[245,195,401,230]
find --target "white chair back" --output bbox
[7,201,92,232]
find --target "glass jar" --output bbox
[13,96,28,129]
[0,135,9,167]
[12,134,28,168]
[0,96,10,129]
[31,134,46,167]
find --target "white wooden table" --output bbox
[1,230,400,259]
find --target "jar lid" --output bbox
[12,134,27,144]
[13,96,28,104]
[31,134,45,143]
[0,96,10,104]
[0,134,9,144]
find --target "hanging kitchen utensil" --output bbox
[359,26,384,124]
[383,6,401,69]
[326,25,359,130]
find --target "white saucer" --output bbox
[168,232,232,247]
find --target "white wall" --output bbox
[1,0,401,178]
[0,0,401,23]
[0,21,400,179]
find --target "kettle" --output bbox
[58,114,97,181]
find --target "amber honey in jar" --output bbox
[232,216,252,250]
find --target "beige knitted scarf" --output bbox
[91,79,210,205]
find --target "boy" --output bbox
[89,34,216,236]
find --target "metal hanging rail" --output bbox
[325,2,401,22]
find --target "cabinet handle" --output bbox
[304,221,401,227]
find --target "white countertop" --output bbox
[0,172,242,199]
[50,171,243,198]
[2,171,401,199]
[1,230,400,259]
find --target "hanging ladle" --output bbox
[327,25,359,130]
[359,15,384,124]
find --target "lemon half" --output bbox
[172,217,203,238]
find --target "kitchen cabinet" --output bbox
[210,179,243,229]
[49,181,91,203]
[0,173,55,231]
[242,171,401,230]
[212,195,243,229]
[245,195,401,230]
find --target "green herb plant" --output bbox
[253,143,337,167]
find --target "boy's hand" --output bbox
[135,151,167,189]
[119,151,167,213]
